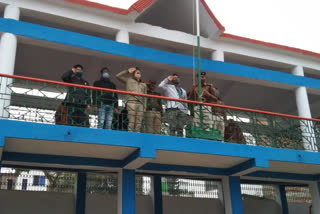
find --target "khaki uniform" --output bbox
[116,70,147,132]
[189,84,217,130]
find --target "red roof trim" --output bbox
[64,0,320,59]
[220,33,320,59]
[63,0,154,15]
[200,0,225,31]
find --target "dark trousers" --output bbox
[65,103,89,127]
[166,108,186,137]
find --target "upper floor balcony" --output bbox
[1,72,319,152]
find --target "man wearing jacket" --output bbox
[158,74,188,137]
[145,80,162,134]
[61,64,91,127]
[188,72,217,130]
[93,67,118,129]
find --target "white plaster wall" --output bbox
[86,194,224,214]
[86,193,117,214]
[0,190,75,214]
[243,200,281,214]
[288,202,311,214]
[163,196,224,214]
[0,190,312,214]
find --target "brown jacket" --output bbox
[188,84,217,103]
[116,70,147,106]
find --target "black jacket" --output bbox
[93,77,118,108]
[61,70,91,106]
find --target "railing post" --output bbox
[118,169,136,214]
[274,185,289,214]
[222,176,243,214]
[75,172,87,214]
[309,182,320,214]
[0,5,20,118]
[151,175,163,214]
[292,66,317,151]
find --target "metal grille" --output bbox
[241,184,276,200]
[135,175,221,199]
[285,186,312,203]
[86,172,118,194]
[0,167,76,193]
[136,175,152,195]
[161,177,220,198]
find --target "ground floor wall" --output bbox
[0,190,311,214]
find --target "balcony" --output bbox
[0,73,318,151]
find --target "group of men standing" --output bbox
[58,64,228,140]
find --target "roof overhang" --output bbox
[62,0,320,59]
[135,0,225,38]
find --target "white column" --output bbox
[0,5,20,74]
[309,182,320,213]
[116,30,129,44]
[292,66,312,118]
[0,5,20,118]
[292,66,317,151]
[211,49,224,62]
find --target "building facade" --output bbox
[0,0,320,214]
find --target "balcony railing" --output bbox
[0,73,319,151]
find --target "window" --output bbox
[33,175,45,186]
[22,179,28,190]
[7,179,13,190]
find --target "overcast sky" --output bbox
[88,0,320,53]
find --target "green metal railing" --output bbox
[0,73,319,151]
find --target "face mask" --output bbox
[172,78,180,85]
[103,73,110,78]
[216,92,220,98]
[76,72,83,77]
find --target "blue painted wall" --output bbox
[1,120,320,181]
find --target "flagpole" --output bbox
[195,0,204,128]
[196,0,201,100]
